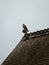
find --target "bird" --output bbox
[22,24,29,38]
[22,24,29,33]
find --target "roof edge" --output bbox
[22,28,49,40]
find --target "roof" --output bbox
[22,28,49,40]
[1,28,49,65]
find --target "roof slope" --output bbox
[1,28,49,65]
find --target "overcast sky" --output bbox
[0,0,49,64]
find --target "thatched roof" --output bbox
[2,28,49,65]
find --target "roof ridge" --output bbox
[22,28,49,40]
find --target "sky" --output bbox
[0,0,49,64]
